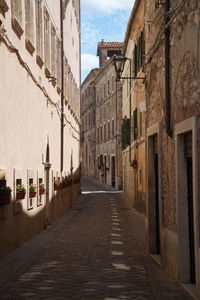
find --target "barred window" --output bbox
[25,0,34,44]
[56,37,61,88]
[44,9,50,74]
[11,0,23,38]
[35,0,43,65]
[51,25,56,76]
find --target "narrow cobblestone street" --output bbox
[0,177,192,300]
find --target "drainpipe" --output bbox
[165,0,172,138]
[129,59,132,163]
[44,136,51,228]
[60,0,64,171]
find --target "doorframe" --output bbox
[175,116,199,289]
[146,122,163,257]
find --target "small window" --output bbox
[104,123,106,141]
[108,122,110,139]
[35,0,43,66]
[44,8,50,75]
[112,119,115,137]
[28,178,34,210]
[11,0,23,38]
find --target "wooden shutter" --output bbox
[133,108,137,140]
[133,45,137,78]
[140,112,142,136]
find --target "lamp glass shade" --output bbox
[113,55,127,79]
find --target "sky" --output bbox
[80,0,134,83]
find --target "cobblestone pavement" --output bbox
[0,176,193,299]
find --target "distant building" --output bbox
[81,68,100,178]
[0,0,80,257]
[81,41,123,189]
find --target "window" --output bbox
[140,112,143,136]
[133,29,145,77]
[112,76,115,91]
[56,37,61,88]
[108,79,110,95]
[51,25,56,77]
[132,108,138,141]
[104,83,106,98]
[11,0,23,38]
[44,9,50,75]
[38,178,43,206]
[97,127,99,143]
[112,119,115,137]
[100,126,102,142]
[25,0,34,54]
[122,118,130,150]
[104,123,106,141]
[35,0,43,67]
[64,60,69,100]
[108,121,110,139]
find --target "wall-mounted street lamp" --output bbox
[112,54,145,81]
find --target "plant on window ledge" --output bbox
[0,186,11,205]
[16,184,26,200]
[29,184,37,198]
[54,179,61,191]
[130,159,138,169]
[39,183,45,195]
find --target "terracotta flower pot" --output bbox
[29,191,36,198]
[39,189,45,196]
[16,191,26,200]
[0,196,11,205]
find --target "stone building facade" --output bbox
[94,42,123,190]
[145,0,200,297]
[81,42,123,189]
[81,68,100,178]
[0,0,80,257]
[121,0,146,214]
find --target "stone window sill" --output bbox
[11,17,23,38]
[45,67,51,78]
[25,38,35,56]
[36,54,44,69]
[0,0,9,16]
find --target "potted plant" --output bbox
[130,159,138,169]
[39,183,45,195]
[0,186,11,205]
[54,179,61,191]
[29,183,37,198]
[16,184,26,200]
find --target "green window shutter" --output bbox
[137,37,140,72]
[122,123,125,150]
[140,112,142,136]
[133,108,137,140]
[133,45,137,78]
[122,118,130,150]
[132,112,134,141]
[141,30,145,65]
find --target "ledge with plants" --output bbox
[29,184,37,198]
[39,183,45,195]
[16,184,26,200]
[0,186,11,205]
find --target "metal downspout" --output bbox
[165,0,172,138]
[60,0,64,172]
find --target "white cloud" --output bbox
[81,53,99,71]
[81,0,133,15]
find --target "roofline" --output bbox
[81,68,100,86]
[92,58,114,84]
[123,0,141,55]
